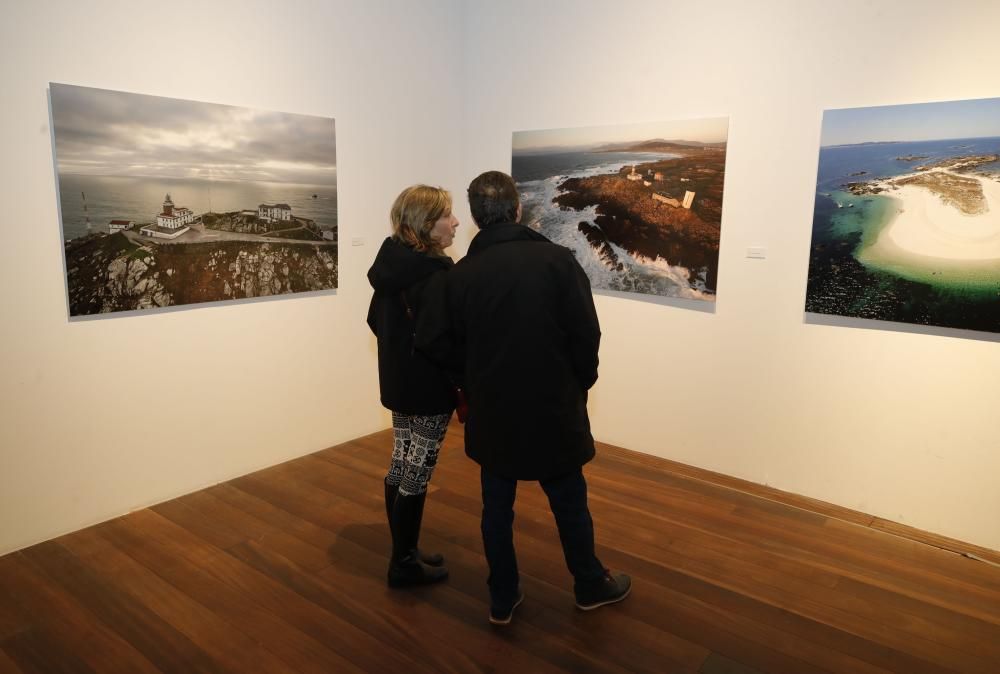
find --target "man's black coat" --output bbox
[420,222,601,480]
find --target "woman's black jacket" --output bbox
[367,237,455,415]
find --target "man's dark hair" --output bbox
[467,171,520,227]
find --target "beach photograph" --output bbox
[512,117,729,300]
[806,96,1000,333]
[50,83,338,317]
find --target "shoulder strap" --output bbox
[399,291,414,321]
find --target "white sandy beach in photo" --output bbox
[810,95,1000,329]
[878,170,1000,261]
[856,166,1000,291]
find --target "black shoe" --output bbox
[489,591,525,625]
[384,481,444,566]
[388,492,448,588]
[574,571,631,610]
[388,555,449,588]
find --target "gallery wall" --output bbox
[459,0,1000,550]
[2,0,998,558]
[0,0,464,555]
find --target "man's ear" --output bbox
[515,203,522,224]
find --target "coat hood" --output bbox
[367,237,452,292]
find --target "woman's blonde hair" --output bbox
[390,185,452,254]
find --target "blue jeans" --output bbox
[480,467,606,605]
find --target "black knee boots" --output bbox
[386,488,448,588]
[384,481,444,567]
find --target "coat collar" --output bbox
[466,222,551,257]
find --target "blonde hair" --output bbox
[390,185,452,255]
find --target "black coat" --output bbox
[419,223,601,480]
[367,237,455,415]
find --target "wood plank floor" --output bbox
[2,424,999,674]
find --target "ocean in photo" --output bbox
[816,137,1000,290]
[513,150,716,300]
[807,136,1000,331]
[57,174,338,241]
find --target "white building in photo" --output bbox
[140,194,192,239]
[108,219,133,233]
[653,192,681,207]
[258,203,292,222]
[155,194,194,229]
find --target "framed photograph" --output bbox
[513,117,729,301]
[806,97,1000,333]
[51,83,337,317]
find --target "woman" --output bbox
[367,185,459,588]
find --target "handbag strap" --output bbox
[399,291,414,321]
[398,290,462,396]
[398,291,417,353]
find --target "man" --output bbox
[420,170,630,625]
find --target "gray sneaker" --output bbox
[575,571,631,610]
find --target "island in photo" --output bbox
[806,96,1000,333]
[512,117,729,300]
[51,83,338,317]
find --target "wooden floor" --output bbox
[2,425,999,674]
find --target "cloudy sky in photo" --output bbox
[50,83,336,185]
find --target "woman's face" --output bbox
[429,211,459,249]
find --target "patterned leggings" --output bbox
[386,412,451,496]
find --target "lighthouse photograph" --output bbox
[50,82,338,317]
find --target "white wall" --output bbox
[461,0,1000,550]
[2,0,998,557]
[0,0,464,555]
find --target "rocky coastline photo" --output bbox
[512,119,728,300]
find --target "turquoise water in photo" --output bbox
[806,136,1000,331]
[814,136,1000,294]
